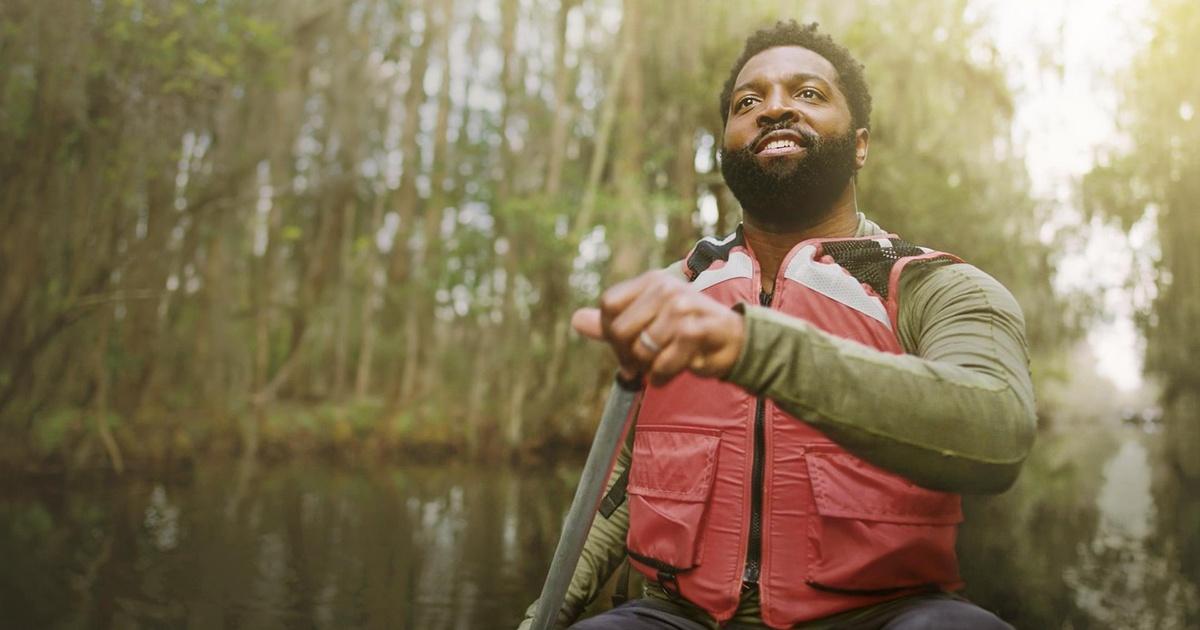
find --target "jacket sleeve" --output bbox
[725,262,1037,494]
[517,422,634,629]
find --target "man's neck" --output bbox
[743,185,860,294]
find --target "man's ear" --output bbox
[854,128,870,170]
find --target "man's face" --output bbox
[719,46,868,229]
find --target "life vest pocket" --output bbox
[803,445,963,593]
[625,425,722,572]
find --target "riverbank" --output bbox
[2,400,597,476]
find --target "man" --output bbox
[522,20,1034,630]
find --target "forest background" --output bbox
[1,0,1197,485]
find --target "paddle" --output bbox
[529,375,641,630]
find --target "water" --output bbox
[1,428,1196,629]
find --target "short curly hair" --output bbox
[719,21,872,131]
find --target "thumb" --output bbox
[570,307,603,340]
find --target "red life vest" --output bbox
[624,229,965,628]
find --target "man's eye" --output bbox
[798,88,822,100]
[736,96,758,111]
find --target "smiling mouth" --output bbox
[757,139,806,156]
[753,129,810,156]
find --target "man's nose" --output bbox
[756,90,799,127]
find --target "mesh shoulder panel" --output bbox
[822,238,956,299]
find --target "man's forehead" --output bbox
[734,46,840,90]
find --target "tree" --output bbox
[1082,0,1200,481]
[0,0,1075,469]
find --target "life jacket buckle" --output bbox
[657,570,682,601]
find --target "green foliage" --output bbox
[0,0,1082,467]
[1082,0,1200,478]
[31,409,82,456]
[1083,0,1200,383]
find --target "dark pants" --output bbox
[568,594,1014,630]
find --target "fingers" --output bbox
[574,305,641,381]
[646,319,700,386]
[599,272,675,372]
[570,307,602,340]
[612,288,674,365]
[647,304,745,384]
[571,268,746,385]
[597,273,658,320]
[616,279,704,382]
[635,291,690,369]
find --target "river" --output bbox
[1,426,1196,629]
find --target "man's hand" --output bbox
[571,270,746,386]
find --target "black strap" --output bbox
[599,464,630,519]
[626,547,687,602]
[615,370,645,392]
[806,580,940,597]
[657,571,682,600]
[685,226,745,279]
[611,560,633,607]
[625,547,689,574]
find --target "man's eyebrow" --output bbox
[732,72,834,96]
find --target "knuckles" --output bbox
[598,291,623,316]
[676,317,702,342]
[595,269,728,359]
[586,265,743,384]
[647,357,683,385]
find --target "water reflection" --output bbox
[1064,439,1198,629]
[0,463,574,629]
[0,429,1196,629]
[959,429,1199,629]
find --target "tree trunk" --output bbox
[576,19,630,235]
[665,135,698,258]
[386,0,434,406]
[1156,178,1200,483]
[356,196,385,399]
[493,0,520,200]
[608,0,647,279]
[332,200,356,399]
[544,0,579,197]
[464,331,490,458]
[92,302,124,474]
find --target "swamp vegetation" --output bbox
[1,0,1198,626]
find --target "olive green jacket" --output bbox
[521,214,1036,629]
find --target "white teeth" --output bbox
[764,139,798,151]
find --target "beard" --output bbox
[719,125,859,230]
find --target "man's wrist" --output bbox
[722,304,816,396]
[723,302,759,385]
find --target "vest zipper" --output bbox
[743,288,773,585]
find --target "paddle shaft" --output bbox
[530,379,639,630]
